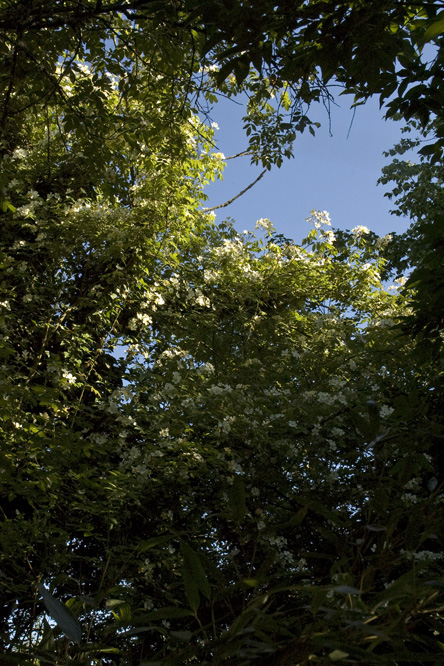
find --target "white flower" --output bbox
[255,218,274,233]
[219,416,235,433]
[13,147,28,159]
[401,492,418,505]
[306,210,331,228]
[351,225,370,235]
[172,371,181,384]
[201,362,215,375]
[209,384,232,395]
[137,312,152,325]
[62,370,76,384]
[380,405,394,419]
[401,549,444,562]
[129,312,152,329]
[204,269,218,282]
[322,229,336,242]
[196,294,211,307]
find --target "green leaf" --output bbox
[143,607,194,621]
[424,15,444,40]
[1,200,16,213]
[329,649,349,661]
[333,585,361,595]
[229,475,246,525]
[170,630,192,641]
[137,535,172,553]
[180,540,211,602]
[107,600,132,625]
[182,566,200,614]
[418,144,438,157]
[233,58,250,86]
[242,578,259,588]
[216,60,235,86]
[38,584,82,644]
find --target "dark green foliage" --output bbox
[0,2,444,664]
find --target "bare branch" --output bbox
[201,169,266,213]
[225,150,252,160]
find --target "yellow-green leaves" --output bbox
[106,599,132,627]
[1,201,16,213]
[424,13,444,40]
[329,649,349,661]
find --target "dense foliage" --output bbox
[0,1,443,665]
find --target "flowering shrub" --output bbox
[0,13,443,664]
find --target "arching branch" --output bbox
[202,169,266,213]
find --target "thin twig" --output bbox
[225,150,252,160]
[202,169,266,212]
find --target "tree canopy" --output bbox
[0,1,443,665]
[1,0,444,175]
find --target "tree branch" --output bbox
[201,169,266,213]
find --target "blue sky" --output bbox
[203,94,416,243]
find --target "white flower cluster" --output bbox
[140,288,165,310]
[401,549,444,563]
[129,312,152,330]
[351,225,370,236]
[255,218,275,233]
[380,405,394,419]
[12,147,28,160]
[200,362,215,375]
[321,229,336,243]
[163,276,211,307]
[62,370,76,384]
[306,210,331,229]
[209,384,233,395]
[212,238,244,259]
[218,415,235,433]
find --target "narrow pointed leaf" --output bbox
[229,475,246,525]
[180,540,211,600]
[38,584,81,644]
